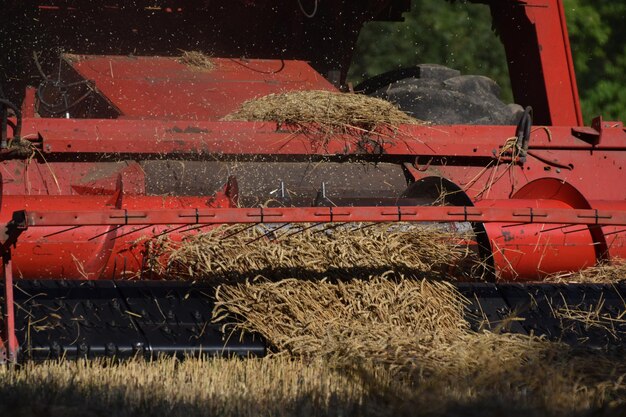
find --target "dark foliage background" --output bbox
[348,0,626,123]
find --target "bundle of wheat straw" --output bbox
[213,274,626,413]
[152,223,477,282]
[545,261,626,283]
[178,50,215,72]
[214,275,469,362]
[223,90,423,131]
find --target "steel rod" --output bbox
[15,205,626,228]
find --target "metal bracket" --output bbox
[1,249,18,364]
[515,106,533,164]
[571,116,603,146]
[0,215,25,364]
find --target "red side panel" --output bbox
[492,0,583,126]
[69,56,336,120]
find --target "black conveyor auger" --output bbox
[12,280,265,361]
[6,279,626,361]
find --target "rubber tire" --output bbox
[356,64,523,125]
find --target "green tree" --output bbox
[349,0,626,123]
[348,1,512,101]
[564,1,626,122]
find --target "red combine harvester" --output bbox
[1,0,625,362]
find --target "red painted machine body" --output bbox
[0,0,624,284]
[1,0,626,363]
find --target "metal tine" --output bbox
[136,224,193,240]
[87,224,125,241]
[538,224,577,234]
[348,221,386,234]
[563,224,601,235]
[149,224,192,240]
[500,222,528,229]
[246,223,291,245]
[283,222,324,239]
[312,222,346,235]
[536,224,602,234]
[43,225,83,238]
[309,221,380,237]
[311,220,399,237]
[176,224,214,234]
[273,222,310,241]
[110,224,153,241]
[604,228,626,237]
[222,223,258,240]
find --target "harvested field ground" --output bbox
[3,230,626,416]
[1,349,624,417]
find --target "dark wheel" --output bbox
[355,64,523,125]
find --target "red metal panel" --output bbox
[2,195,625,280]
[2,254,18,362]
[68,56,336,120]
[478,199,598,280]
[0,194,234,279]
[16,205,626,228]
[527,0,583,125]
[4,201,624,281]
[0,160,147,196]
[22,118,626,200]
[29,119,626,155]
[593,201,626,261]
[492,0,583,126]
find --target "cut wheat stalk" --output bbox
[143,223,478,282]
[178,50,215,72]
[223,90,426,150]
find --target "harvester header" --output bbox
[1,0,625,362]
